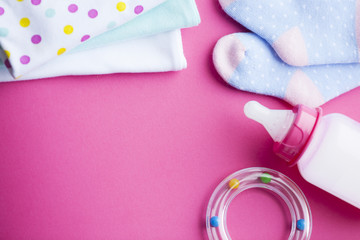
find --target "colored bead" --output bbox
[296,219,305,231]
[228,178,240,189]
[210,216,219,227]
[260,173,272,184]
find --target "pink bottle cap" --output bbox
[273,105,322,166]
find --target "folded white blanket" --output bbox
[0,0,166,78]
[0,30,186,82]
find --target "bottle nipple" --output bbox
[244,101,295,142]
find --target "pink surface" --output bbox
[1,1,360,239]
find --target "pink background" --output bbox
[1,1,360,239]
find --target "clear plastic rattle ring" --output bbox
[206,167,312,240]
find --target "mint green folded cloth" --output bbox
[74,0,201,52]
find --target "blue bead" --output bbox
[210,216,219,227]
[296,219,305,231]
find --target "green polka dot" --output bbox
[260,173,272,184]
[0,28,8,37]
[45,8,55,18]
[107,21,116,29]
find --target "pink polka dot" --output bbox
[31,0,41,5]
[31,34,41,44]
[4,59,11,68]
[0,7,4,16]
[81,35,90,42]
[134,5,143,14]
[20,55,30,64]
[88,9,98,18]
[68,4,78,13]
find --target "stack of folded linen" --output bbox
[0,0,201,82]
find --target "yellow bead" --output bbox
[228,178,240,189]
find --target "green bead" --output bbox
[260,173,272,184]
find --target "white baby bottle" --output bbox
[244,101,360,209]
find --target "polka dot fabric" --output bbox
[0,0,166,78]
[213,33,360,107]
[219,0,360,67]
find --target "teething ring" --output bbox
[206,167,312,240]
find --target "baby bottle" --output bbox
[244,101,360,209]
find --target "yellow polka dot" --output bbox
[116,2,126,12]
[20,18,30,27]
[4,50,10,58]
[17,0,24,2]
[64,25,73,35]
[57,48,66,55]
[15,75,23,80]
